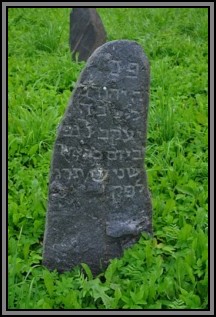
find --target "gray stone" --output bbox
[43,40,152,276]
[69,8,106,62]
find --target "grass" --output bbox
[8,8,208,309]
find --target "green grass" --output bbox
[8,8,208,309]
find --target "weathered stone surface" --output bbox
[69,8,106,62]
[43,40,152,276]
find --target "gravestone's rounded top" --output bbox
[74,39,150,94]
[70,7,106,62]
[87,40,149,64]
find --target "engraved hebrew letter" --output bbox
[113,168,125,179]
[124,185,135,198]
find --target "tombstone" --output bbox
[69,8,106,62]
[43,40,152,276]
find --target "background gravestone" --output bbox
[43,40,152,276]
[69,8,106,62]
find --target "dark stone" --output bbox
[69,8,106,62]
[43,40,152,276]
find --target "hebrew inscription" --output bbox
[43,40,152,276]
